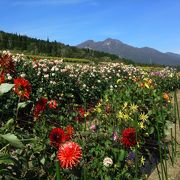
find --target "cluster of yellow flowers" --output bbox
[115,101,150,131]
[138,113,149,130]
[94,101,102,113]
[116,102,138,122]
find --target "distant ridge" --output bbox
[77,38,180,66]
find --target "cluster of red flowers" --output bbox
[0,54,33,100]
[0,54,15,74]
[49,126,82,169]
[34,98,58,118]
[0,54,15,84]
[49,126,74,148]
[34,97,48,118]
[14,78,32,99]
[121,128,137,148]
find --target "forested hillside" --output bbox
[0,31,119,60]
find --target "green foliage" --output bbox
[0,133,24,148]
[0,83,14,95]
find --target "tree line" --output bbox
[0,30,119,60]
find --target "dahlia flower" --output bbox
[103,157,113,167]
[121,128,137,148]
[48,100,58,109]
[14,78,31,99]
[49,128,69,148]
[57,141,82,169]
[163,92,170,102]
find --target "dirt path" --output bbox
[148,90,180,180]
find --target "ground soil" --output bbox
[148,90,180,180]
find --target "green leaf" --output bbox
[17,101,31,110]
[164,121,174,136]
[164,129,170,136]
[0,83,14,94]
[40,157,45,165]
[105,176,111,180]
[0,133,24,148]
[119,149,126,161]
[149,127,155,134]
[4,119,14,129]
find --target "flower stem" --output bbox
[55,160,60,180]
[14,97,21,130]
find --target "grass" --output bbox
[138,66,164,71]
[26,54,92,63]
[9,51,93,63]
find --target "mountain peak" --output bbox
[104,38,123,44]
[84,40,95,43]
[77,40,95,49]
[77,38,180,65]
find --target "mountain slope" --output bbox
[77,38,180,65]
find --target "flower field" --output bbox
[0,50,180,179]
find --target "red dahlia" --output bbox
[14,78,31,99]
[49,128,70,148]
[34,97,48,118]
[48,100,58,109]
[57,141,82,169]
[121,128,137,148]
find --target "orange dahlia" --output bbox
[57,141,82,169]
[163,93,169,102]
[14,78,31,99]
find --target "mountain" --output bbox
[77,38,180,66]
[0,31,118,61]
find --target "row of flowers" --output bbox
[0,51,179,179]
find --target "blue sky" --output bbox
[0,0,180,54]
